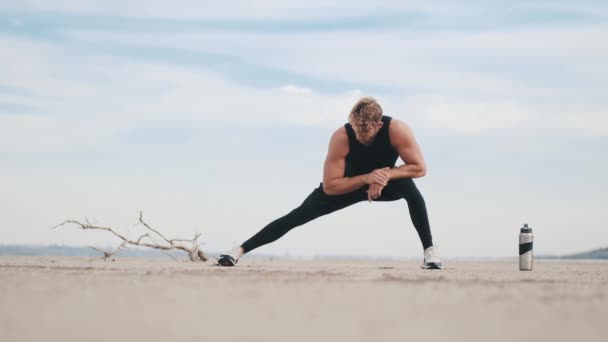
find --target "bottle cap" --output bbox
[520,223,533,233]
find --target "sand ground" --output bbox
[1,256,607,342]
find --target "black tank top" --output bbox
[343,115,399,177]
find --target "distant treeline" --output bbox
[540,247,608,260]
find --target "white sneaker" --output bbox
[422,246,443,270]
[217,246,244,267]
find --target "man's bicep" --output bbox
[323,130,348,184]
[397,141,424,165]
[323,153,345,183]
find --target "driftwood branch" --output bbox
[87,241,127,261]
[53,212,207,262]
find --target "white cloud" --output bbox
[541,107,608,137]
[407,97,529,133]
[1,4,607,156]
[0,36,365,154]
[403,95,608,138]
[0,114,112,153]
[2,21,608,157]
[58,25,608,100]
[0,35,100,99]
[279,84,312,95]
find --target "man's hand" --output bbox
[367,183,385,202]
[365,167,389,202]
[365,167,390,186]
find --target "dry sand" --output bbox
[1,256,607,342]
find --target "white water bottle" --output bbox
[519,224,533,271]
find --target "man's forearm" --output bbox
[388,164,426,179]
[323,174,368,195]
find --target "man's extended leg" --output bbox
[218,185,363,266]
[240,185,366,254]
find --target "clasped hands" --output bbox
[365,167,390,202]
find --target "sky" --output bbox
[1,0,607,259]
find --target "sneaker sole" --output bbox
[217,255,237,267]
[422,262,443,270]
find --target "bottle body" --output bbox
[519,224,534,271]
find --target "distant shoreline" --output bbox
[1,244,606,260]
[536,247,608,260]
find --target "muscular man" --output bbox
[218,97,442,269]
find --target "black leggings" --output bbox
[241,178,434,254]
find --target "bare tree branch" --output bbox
[54,213,207,262]
[86,241,127,261]
[138,211,172,245]
[87,245,111,260]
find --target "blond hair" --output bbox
[349,97,383,123]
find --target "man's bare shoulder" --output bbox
[330,126,348,143]
[327,126,349,157]
[388,118,415,144]
[388,118,412,132]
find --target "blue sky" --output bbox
[1,1,607,258]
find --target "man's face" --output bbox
[349,119,384,145]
